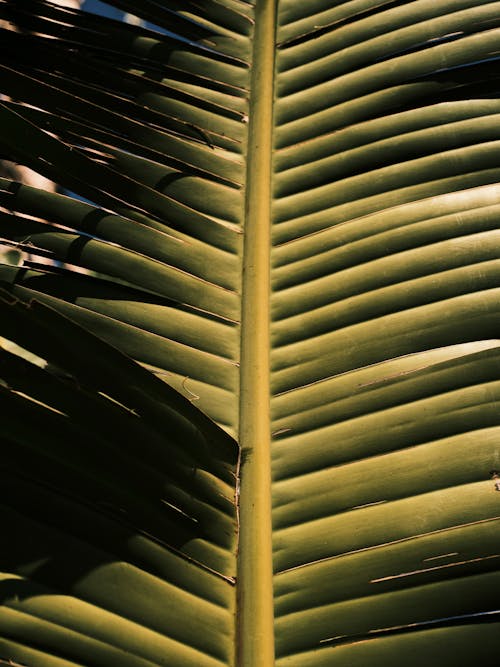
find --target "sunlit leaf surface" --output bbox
[0,1,499,665]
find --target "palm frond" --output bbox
[1,0,499,665]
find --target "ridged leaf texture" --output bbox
[0,1,499,665]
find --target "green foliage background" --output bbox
[0,1,499,665]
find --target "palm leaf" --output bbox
[0,0,499,665]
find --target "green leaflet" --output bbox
[0,0,499,665]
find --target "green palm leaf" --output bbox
[0,0,499,665]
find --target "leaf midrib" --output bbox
[236,1,277,665]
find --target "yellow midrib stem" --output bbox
[237,1,276,665]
